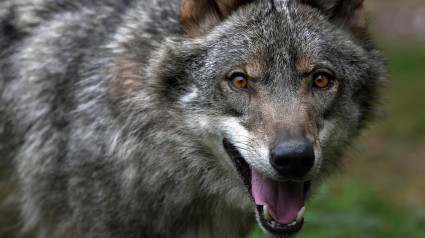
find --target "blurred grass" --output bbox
[376,41,425,144]
[248,28,425,238]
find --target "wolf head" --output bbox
[145,0,386,236]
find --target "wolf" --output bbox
[0,0,386,237]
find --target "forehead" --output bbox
[263,5,329,53]
[215,3,330,59]
[203,2,346,78]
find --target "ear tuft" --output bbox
[181,0,252,35]
[297,0,367,39]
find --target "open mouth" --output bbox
[223,139,311,236]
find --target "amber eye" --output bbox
[313,73,332,89]
[230,74,248,89]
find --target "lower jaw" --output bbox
[257,205,304,236]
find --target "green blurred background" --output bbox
[250,0,425,237]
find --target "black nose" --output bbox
[270,138,315,179]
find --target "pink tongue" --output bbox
[251,169,304,224]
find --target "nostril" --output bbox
[273,156,291,167]
[300,149,315,168]
[270,139,315,178]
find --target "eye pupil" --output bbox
[314,74,330,89]
[231,75,247,89]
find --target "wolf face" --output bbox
[0,0,386,237]
[155,0,386,236]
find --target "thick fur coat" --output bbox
[0,0,386,237]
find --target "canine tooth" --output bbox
[296,206,306,223]
[263,205,272,221]
[290,221,296,226]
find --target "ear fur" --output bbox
[181,0,253,35]
[298,0,367,39]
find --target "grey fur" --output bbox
[0,0,386,237]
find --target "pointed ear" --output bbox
[181,0,252,35]
[298,0,366,39]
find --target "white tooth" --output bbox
[263,205,272,221]
[296,206,306,223]
[290,221,296,226]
